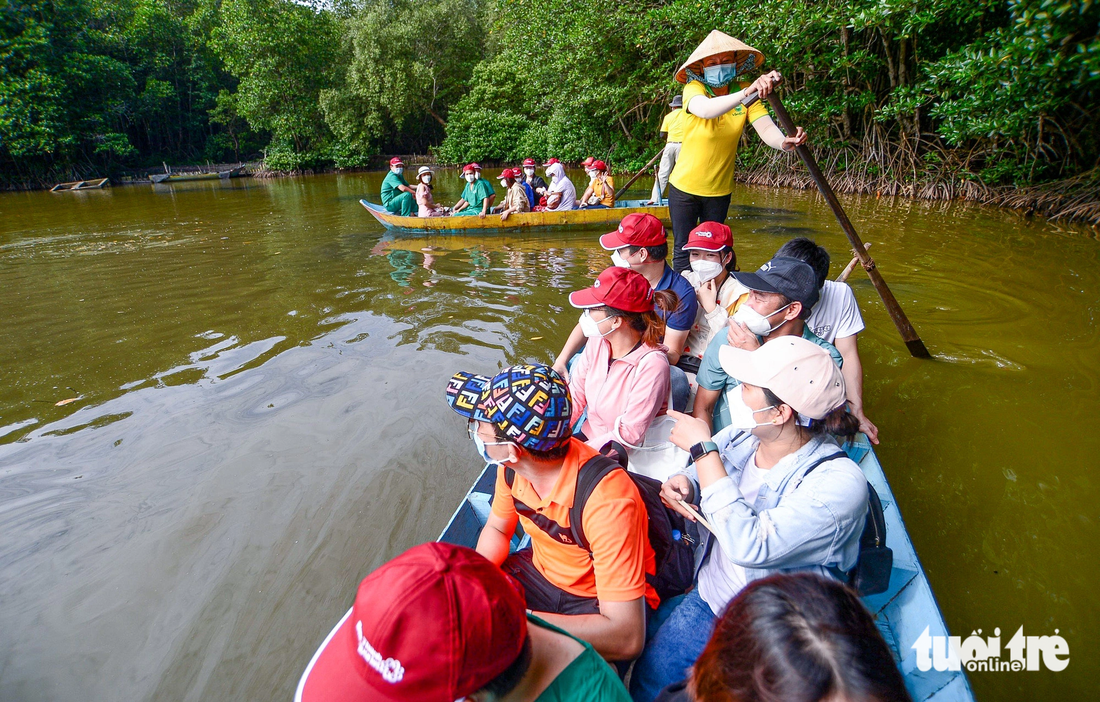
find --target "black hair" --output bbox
[625,243,669,262]
[689,245,739,273]
[492,424,571,461]
[762,387,859,442]
[477,634,533,698]
[776,237,830,290]
[690,573,911,702]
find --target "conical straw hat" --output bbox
[675,30,764,84]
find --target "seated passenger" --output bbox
[414,166,447,217]
[294,542,631,702]
[651,573,910,702]
[777,237,879,443]
[445,365,658,662]
[580,160,615,209]
[515,167,537,212]
[692,256,841,432]
[492,168,530,221]
[567,266,676,452]
[452,163,496,218]
[521,158,549,201]
[543,160,577,211]
[679,221,749,364]
[380,157,415,216]
[553,214,698,412]
[630,337,868,701]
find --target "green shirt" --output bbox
[460,177,496,210]
[696,326,843,432]
[381,171,410,205]
[528,615,630,702]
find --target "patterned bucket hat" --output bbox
[445,365,572,452]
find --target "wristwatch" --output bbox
[689,441,719,464]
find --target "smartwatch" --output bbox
[689,440,719,464]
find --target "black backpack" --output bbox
[800,452,893,596]
[505,443,695,603]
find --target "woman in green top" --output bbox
[380,157,416,216]
[453,162,497,218]
[666,30,808,273]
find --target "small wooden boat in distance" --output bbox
[361,198,670,235]
[150,166,246,184]
[438,435,977,702]
[50,178,109,192]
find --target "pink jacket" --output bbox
[569,337,670,450]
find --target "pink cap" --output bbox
[718,336,845,420]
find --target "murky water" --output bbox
[1,172,1096,700]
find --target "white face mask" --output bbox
[733,301,792,336]
[422,174,432,183]
[499,180,508,188]
[727,385,777,431]
[690,259,724,284]
[392,166,403,175]
[524,167,535,176]
[611,249,631,268]
[473,172,481,180]
[464,173,476,183]
[579,310,614,338]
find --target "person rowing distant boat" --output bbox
[666,30,809,273]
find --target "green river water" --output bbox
[0,172,1097,700]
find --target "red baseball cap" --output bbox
[295,543,527,702]
[497,169,514,180]
[542,157,560,166]
[569,266,654,314]
[683,221,733,251]
[511,167,524,178]
[599,213,667,250]
[522,158,536,167]
[461,162,482,174]
[582,157,595,167]
[388,157,403,166]
[593,159,607,171]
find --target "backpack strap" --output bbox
[505,466,515,488]
[567,454,623,555]
[794,451,848,488]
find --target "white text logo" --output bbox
[356,621,405,683]
[912,626,1069,672]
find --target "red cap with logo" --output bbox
[683,221,733,251]
[522,158,536,167]
[511,167,524,178]
[497,169,514,181]
[388,157,404,166]
[569,266,655,314]
[294,542,528,702]
[462,162,482,174]
[592,160,607,172]
[542,157,560,167]
[599,213,667,250]
[582,157,595,167]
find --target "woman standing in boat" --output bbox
[666,30,808,272]
[629,336,866,701]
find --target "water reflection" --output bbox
[0,173,1098,700]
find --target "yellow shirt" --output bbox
[668,81,770,197]
[592,175,615,207]
[660,109,686,142]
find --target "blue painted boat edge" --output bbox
[436,441,977,702]
[359,199,396,231]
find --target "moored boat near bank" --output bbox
[438,434,976,702]
[361,198,670,234]
[50,178,109,192]
[150,166,246,184]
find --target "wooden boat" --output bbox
[361,198,670,234]
[438,434,976,702]
[150,166,245,184]
[50,178,109,192]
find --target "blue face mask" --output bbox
[702,63,736,87]
[470,423,516,465]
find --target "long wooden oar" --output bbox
[837,243,872,283]
[759,90,931,358]
[615,148,665,200]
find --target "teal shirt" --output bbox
[697,326,843,431]
[528,615,630,702]
[381,171,410,205]
[460,177,495,210]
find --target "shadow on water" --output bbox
[1,172,1098,700]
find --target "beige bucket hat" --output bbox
[675,30,765,84]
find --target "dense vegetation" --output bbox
[2,0,1098,192]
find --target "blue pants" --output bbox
[630,589,717,702]
[669,365,690,413]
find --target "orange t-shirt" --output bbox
[491,438,660,609]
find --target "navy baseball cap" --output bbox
[445,365,572,451]
[734,256,820,317]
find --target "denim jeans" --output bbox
[630,589,716,702]
[668,365,690,413]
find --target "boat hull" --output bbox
[437,436,976,702]
[361,198,669,235]
[50,178,109,191]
